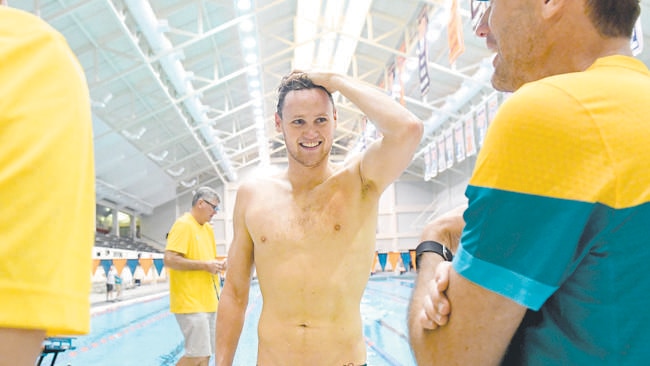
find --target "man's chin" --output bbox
[491,72,517,93]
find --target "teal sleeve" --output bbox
[453,185,595,310]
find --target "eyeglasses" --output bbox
[471,0,490,32]
[202,199,220,212]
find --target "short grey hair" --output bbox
[191,186,221,207]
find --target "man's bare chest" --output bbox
[246,187,372,245]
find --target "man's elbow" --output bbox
[405,117,424,144]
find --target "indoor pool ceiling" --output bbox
[10,0,650,216]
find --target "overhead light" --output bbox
[180,179,197,188]
[330,0,372,73]
[239,19,254,32]
[166,167,185,177]
[247,67,259,77]
[90,92,113,108]
[314,0,345,69]
[237,0,251,11]
[148,150,168,161]
[243,36,256,48]
[294,0,371,73]
[122,127,146,140]
[293,0,322,69]
[245,53,257,64]
[102,93,113,104]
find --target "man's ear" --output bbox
[541,0,565,20]
[274,113,282,133]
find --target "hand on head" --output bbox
[286,69,338,93]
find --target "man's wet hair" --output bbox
[276,71,334,118]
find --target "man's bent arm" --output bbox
[408,204,527,364]
[408,205,466,331]
[308,72,423,191]
[409,268,527,365]
[215,186,255,366]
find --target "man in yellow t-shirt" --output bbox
[0,6,95,366]
[164,187,227,366]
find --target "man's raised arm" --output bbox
[307,71,423,191]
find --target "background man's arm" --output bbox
[163,250,225,273]
[307,72,423,191]
[215,186,255,366]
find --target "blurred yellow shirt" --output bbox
[0,7,95,336]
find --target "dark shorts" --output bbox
[106,284,114,292]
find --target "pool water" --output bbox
[45,274,416,366]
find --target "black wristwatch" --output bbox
[415,240,453,268]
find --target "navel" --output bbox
[334,224,341,231]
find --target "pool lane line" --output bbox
[363,286,410,304]
[91,291,169,316]
[65,310,172,359]
[365,337,404,366]
[375,319,408,341]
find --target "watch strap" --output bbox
[415,240,453,268]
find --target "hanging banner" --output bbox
[139,258,153,276]
[424,143,432,180]
[378,252,388,271]
[100,259,113,275]
[487,93,500,123]
[445,129,454,169]
[447,0,465,65]
[127,258,139,275]
[454,122,465,163]
[437,136,447,172]
[417,9,430,96]
[113,258,127,276]
[465,112,476,157]
[410,250,417,270]
[429,141,438,178]
[632,16,644,56]
[153,258,165,276]
[372,252,378,273]
[400,252,412,271]
[92,259,100,276]
[476,103,488,148]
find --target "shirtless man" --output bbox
[215,71,423,366]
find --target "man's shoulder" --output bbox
[238,174,287,194]
[175,212,192,222]
[170,213,194,230]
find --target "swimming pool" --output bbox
[44,274,416,365]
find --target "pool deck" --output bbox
[90,281,170,308]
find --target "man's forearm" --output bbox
[328,74,420,137]
[408,254,445,365]
[163,251,207,272]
